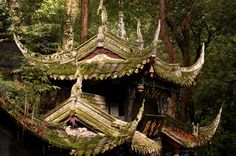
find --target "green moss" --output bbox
[181,139,193,147]
[154,65,194,86]
[47,63,76,75]
[80,63,91,74]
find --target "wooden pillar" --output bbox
[166,92,177,117]
[125,88,136,122]
[174,148,179,156]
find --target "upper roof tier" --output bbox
[14,31,204,87]
[13,1,205,86]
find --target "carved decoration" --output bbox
[71,68,83,98]
[151,19,161,57]
[117,11,127,40]
[136,18,144,50]
[97,0,108,32]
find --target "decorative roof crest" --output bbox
[97,0,108,32]
[151,19,161,57]
[70,67,83,98]
[136,18,144,50]
[97,0,108,47]
[117,11,128,40]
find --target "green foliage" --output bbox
[0,73,30,116]
[193,24,236,156]
[12,0,66,54]
[8,62,57,117]
[11,0,158,52]
[0,62,56,115]
[11,62,54,93]
[0,1,11,37]
[104,0,157,45]
[0,74,17,101]
[17,23,61,54]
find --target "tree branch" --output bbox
[165,15,184,52]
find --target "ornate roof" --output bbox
[3,1,219,155]
[14,31,204,86]
[0,90,161,156]
[12,0,205,87]
[161,109,222,148]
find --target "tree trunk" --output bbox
[179,10,193,122]
[159,0,177,63]
[80,0,90,43]
[181,11,191,66]
[62,0,78,50]
[180,87,192,121]
[159,0,195,121]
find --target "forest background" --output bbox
[0,0,235,155]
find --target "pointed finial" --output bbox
[201,42,205,64]
[136,18,144,50]
[97,0,108,32]
[192,122,199,136]
[97,0,108,46]
[97,0,104,15]
[117,11,127,40]
[151,19,161,57]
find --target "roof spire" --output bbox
[151,19,161,57]
[97,0,108,32]
[118,0,124,10]
[136,18,144,50]
[117,11,127,40]
[97,0,108,47]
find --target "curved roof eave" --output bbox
[152,44,205,86]
[199,107,222,139]
[162,107,222,148]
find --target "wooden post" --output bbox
[166,92,177,117]
[125,88,136,122]
[174,148,179,156]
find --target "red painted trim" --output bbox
[81,48,124,61]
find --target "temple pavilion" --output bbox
[0,0,222,156]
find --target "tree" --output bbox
[192,1,236,155]
[0,0,11,39]
[80,0,90,43]
[193,32,236,156]
[159,0,177,63]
